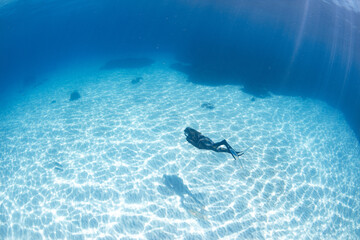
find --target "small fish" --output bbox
[54,167,64,172]
[53,162,63,168]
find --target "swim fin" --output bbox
[227,144,244,168]
[226,144,238,160]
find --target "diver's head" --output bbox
[184,127,191,137]
[184,127,198,138]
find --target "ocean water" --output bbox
[1,1,360,240]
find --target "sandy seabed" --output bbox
[0,58,359,239]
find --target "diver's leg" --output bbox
[213,139,228,147]
[213,140,229,152]
[215,139,240,161]
[215,140,245,156]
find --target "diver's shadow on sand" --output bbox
[158,175,209,223]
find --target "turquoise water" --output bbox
[1,0,360,239]
[0,58,359,239]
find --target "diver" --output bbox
[184,127,245,161]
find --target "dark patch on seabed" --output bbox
[171,63,270,99]
[70,90,81,101]
[201,102,215,110]
[101,58,154,70]
[131,77,143,84]
[172,50,360,141]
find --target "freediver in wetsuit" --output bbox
[184,127,244,160]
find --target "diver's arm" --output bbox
[186,137,198,147]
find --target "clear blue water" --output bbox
[0,1,360,239]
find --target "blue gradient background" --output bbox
[0,0,359,139]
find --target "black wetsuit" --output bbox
[184,127,243,158]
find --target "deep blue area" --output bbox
[0,0,359,140]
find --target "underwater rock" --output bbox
[201,102,215,110]
[251,97,256,102]
[101,58,154,70]
[51,100,56,104]
[70,91,81,101]
[131,77,143,84]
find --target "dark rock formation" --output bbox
[201,102,215,110]
[70,90,81,101]
[131,77,143,84]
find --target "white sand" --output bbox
[0,58,359,239]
